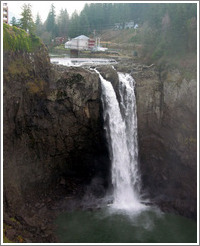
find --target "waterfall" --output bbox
[98,70,145,211]
[118,73,141,194]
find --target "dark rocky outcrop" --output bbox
[96,65,121,104]
[135,67,196,219]
[3,25,111,242]
[3,48,110,238]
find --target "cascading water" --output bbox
[55,69,197,244]
[98,70,145,211]
[118,73,141,194]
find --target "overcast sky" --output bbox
[5,1,87,23]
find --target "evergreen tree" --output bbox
[57,8,69,37]
[35,13,42,26]
[19,3,35,34]
[40,31,52,45]
[35,13,44,37]
[68,11,80,38]
[10,16,20,27]
[46,4,57,38]
[102,3,112,27]
[92,3,104,31]
[79,12,90,35]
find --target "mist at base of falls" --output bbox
[55,207,197,243]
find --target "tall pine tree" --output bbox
[68,11,80,38]
[46,4,57,38]
[20,3,35,34]
[57,8,69,38]
[10,16,20,27]
[35,13,44,37]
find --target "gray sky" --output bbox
[5,1,87,23]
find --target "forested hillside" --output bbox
[12,3,197,62]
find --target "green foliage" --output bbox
[26,79,46,95]
[35,13,44,37]
[68,11,80,38]
[54,44,65,50]
[3,223,13,243]
[151,48,164,60]
[3,220,24,243]
[46,4,57,38]
[40,31,52,45]
[134,3,197,62]
[3,23,41,52]
[19,3,35,34]
[7,58,29,76]
[10,16,20,27]
[30,33,41,50]
[57,8,69,38]
[129,33,140,43]
[78,12,90,36]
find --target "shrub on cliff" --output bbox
[3,23,41,52]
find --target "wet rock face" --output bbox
[78,63,197,219]
[133,66,197,219]
[45,66,109,184]
[96,65,121,102]
[96,65,119,90]
[3,52,109,213]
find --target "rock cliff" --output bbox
[89,61,197,219]
[116,61,197,219]
[3,49,110,218]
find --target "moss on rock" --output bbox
[3,23,41,52]
[26,79,47,95]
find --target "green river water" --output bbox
[55,206,197,243]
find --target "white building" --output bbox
[114,21,135,30]
[134,24,139,29]
[124,21,134,29]
[113,23,123,30]
[65,35,90,50]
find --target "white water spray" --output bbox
[98,70,145,211]
[118,73,141,194]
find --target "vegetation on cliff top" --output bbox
[3,23,41,52]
